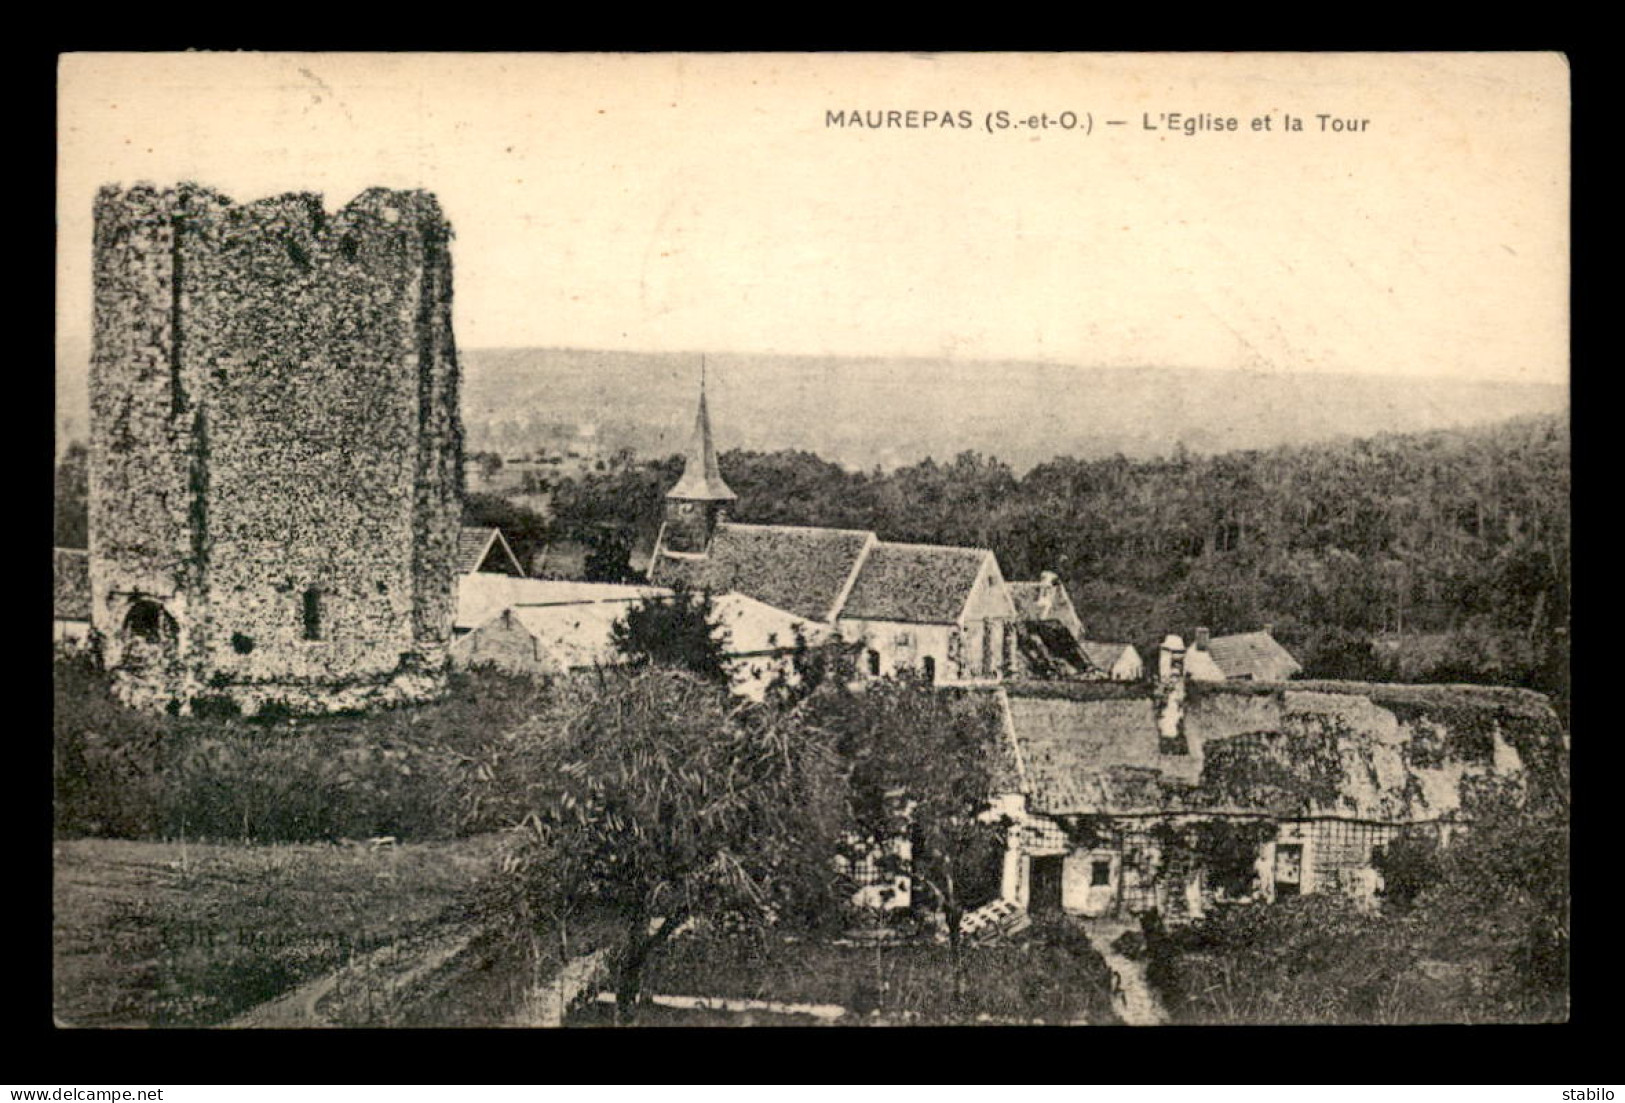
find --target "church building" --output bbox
[648,379,1043,686]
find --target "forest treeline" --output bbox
[542,413,1570,707]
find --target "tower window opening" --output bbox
[123,599,175,644]
[303,588,324,641]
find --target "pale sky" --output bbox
[57,52,1570,386]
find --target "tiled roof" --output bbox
[1004,681,1557,822]
[1005,694,1171,815]
[840,542,989,625]
[457,527,524,576]
[1079,640,1131,671]
[1202,631,1302,681]
[54,548,91,621]
[1013,620,1094,679]
[456,574,667,632]
[711,592,831,655]
[653,523,874,623]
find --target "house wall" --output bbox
[89,185,461,715]
[1111,649,1145,681]
[837,618,955,683]
[452,611,553,676]
[1002,804,1427,921]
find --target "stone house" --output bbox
[983,643,1560,923]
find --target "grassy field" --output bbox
[578,919,1123,1027]
[53,835,506,1027]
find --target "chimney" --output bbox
[1157,634,1190,754]
[1159,634,1187,681]
[1037,571,1058,619]
[1262,622,1274,637]
[1194,627,1210,651]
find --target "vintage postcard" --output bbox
[54,52,1569,1028]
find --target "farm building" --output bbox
[978,642,1562,924]
[1184,626,1302,682]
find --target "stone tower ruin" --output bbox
[88,183,464,715]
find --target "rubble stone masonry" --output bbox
[88,184,463,714]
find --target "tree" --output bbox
[808,676,1009,1002]
[610,585,731,684]
[508,668,847,1021]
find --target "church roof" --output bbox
[666,386,736,502]
[652,523,874,623]
[839,542,991,625]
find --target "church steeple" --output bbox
[661,358,735,554]
[666,359,736,502]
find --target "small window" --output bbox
[867,649,881,676]
[1091,859,1112,887]
[302,588,323,641]
[921,655,937,683]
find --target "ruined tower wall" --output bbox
[89,183,463,714]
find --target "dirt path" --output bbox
[227,926,479,1029]
[1080,919,1168,1026]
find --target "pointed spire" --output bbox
[666,356,737,502]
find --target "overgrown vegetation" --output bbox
[608,915,1122,1025]
[52,653,556,843]
[1142,774,1568,1024]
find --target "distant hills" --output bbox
[55,341,1567,472]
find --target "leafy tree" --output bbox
[54,441,90,549]
[583,528,634,583]
[808,677,1009,1001]
[1372,830,1443,912]
[506,668,848,1021]
[610,585,731,684]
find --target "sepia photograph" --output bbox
[53,51,1570,1029]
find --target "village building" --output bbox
[974,639,1560,925]
[451,579,827,700]
[1078,640,1145,681]
[53,547,92,647]
[1184,625,1302,682]
[646,381,1063,688]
